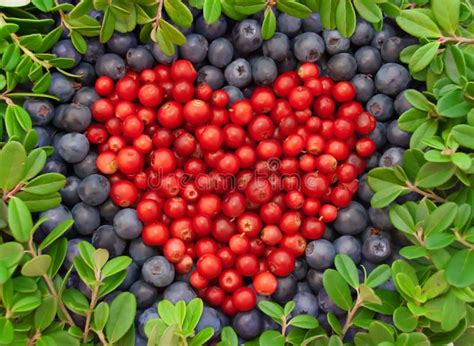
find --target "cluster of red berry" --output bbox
[86,59,376,315]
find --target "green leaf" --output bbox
[102,256,132,278]
[368,320,394,343]
[438,89,471,118]
[258,300,284,323]
[284,301,295,316]
[0,242,24,269]
[425,233,455,250]
[276,0,312,19]
[452,152,471,171]
[159,19,186,46]
[23,172,65,195]
[393,307,417,332]
[399,245,428,259]
[220,0,246,20]
[155,27,175,56]
[158,300,176,326]
[319,0,336,29]
[335,0,356,37]
[432,0,459,32]
[105,292,137,343]
[398,108,427,132]
[8,197,32,243]
[38,219,73,251]
[261,8,276,40]
[403,89,434,112]
[409,42,440,73]
[334,254,359,288]
[2,45,21,71]
[409,119,438,149]
[326,312,342,336]
[444,45,466,85]
[165,0,193,27]
[367,167,404,191]
[70,31,87,54]
[0,140,26,191]
[366,264,391,288]
[100,8,115,43]
[389,205,415,234]
[0,318,14,345]
[353,0,382,23]
[219,326,238,346]
[94,248,109,269]
[63,288,89,315]
[259,330,285,346]
[98,271,128,298]
[371,185,406,208]
[189,327,214,346]
[92,302,109,331]
[425,202,457,235]
[21,255,51,276]
[396,10,441,39]
[289,315,319,329]
[422,270,449,299]
[446,249,474,288]
[34,296,56,331]
[32,0,54,11]
[359,284,382,305]
[183,298,204,334]
[23,148,46,181]
[174,300,186,329]
[452,125,474,149]
[416,162,456,188]
[323,269,352,311]
[15,191,62,212]
[46,237,67,277]
[403,149,426,181]
[11,295,41,314]
[203,0,222,24]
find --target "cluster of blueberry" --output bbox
[23,6,414,344]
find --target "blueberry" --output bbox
[327,53,357,81]
[71,202,100,235]
[98,199,120,222]
[130,280,159,309]
[369,207,393,231]
[73,87,100,108]
[367,94,394,121]
[52,39,81,67]
[142,256,175,288]
[33,127,52,147]
[292,32,325,62]
[297,281,312,294]
[351,74,375,103]
[317,288,345,316]
[106,32,137,56]
[374,63,411,96]
[72,62,96,86]
[95,53,126,81]
[357,173,374,203]
[369,122,387,149]
[60,176,81,208]
[323,30,350,55]
[277,13,302,37]
[126,46,154,72]
[195,15,227,40]
[39,204,73,235]
[232,19,262,54]
[222,86,244,106]
[135,335,147,346]
[272,275,297,304]
[293,258,308,281]
[138,307,159,337]
[224,59,252,88]
[232,309,263,340]
[198,65,225,89]
[351,19,374,46]
[208,38,234,68]
[49,73,75,103]
[113,208,143,240]
[366,152,381,170]
[379,277,396,291]
[24,98,54,126]
[334,235,362,264]
[379,147,404,167]
[180,34,209,64]
[88,9,103,22]
[149,42,178,65]
[42,158,67,175]
[251,56,278,86]
[91,225,127,257]
[381,36,404,63]
[306,269,324,293]
[128,237,160,266]
[394,91,412,115]
[322,225,336,241]
[334,202,368,235]
[196,307,222,335]
[262,315,279,331]
[362,235,392,263]
[306,240,336,270]
[355,46,382,75]
[64,238,82,268]
[61,104,92,132]
[361,226,391,243]
[118,262,140,290]
[73,152,98,179]
[262,32,290,62]
[163,282,196,304]
[302,13,323,33]
[77,174,110,206]
[52,104,67,129]
[371,24,396,50]
[83,38,105,63]
[291,292,318,318]
[387,120,410,148]
[277,52,297,74]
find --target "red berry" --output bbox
[268,248,295,276]
[253,272,278,296]
[232,287,256,311]
[142,222,169,246]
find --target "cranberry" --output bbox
[253,272,278,296]
[142,222,169,246]
[267,248,295,276]
[219,269,243,292]
[163,238,186,263]
[232,287,256,311]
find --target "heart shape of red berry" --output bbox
[86,59,376,316]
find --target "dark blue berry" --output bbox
[106,32,137,56]
[355,46,382,74]
[95,53,126,81]
[52,39,81,67]
[323,30,350,55]
[126,46,154,72]
[333,235,362,264]
[98,199,120,222]
[302,13,323,33]
[24,98,54,126]
[277,13,302,37]
[58,133,89,163]
[351,74,375,103]
[251,56,278,86]
[49,72,75,102]
[91,225,127,257]
[113,208,143,240]
[71,202,100,235]
[73,87,100,108]
[374,63,411,96]
[83,38,105,64]
[163,282,197,304]
[351,19,374,46]
[272,275,297,304]
[262,32,290,62]
[379,147,404,168]
[232,309,263,340]
[149,42,177,65]
[224,59,252,88]
[72,62,96,86]
[198,65,225,89]
[180,34,209,64]
[367,94,394,121]
[362,235,392,263]
[293,32,325,62]
[306,240,335,270]
[195,15,228,40]
[128,237,160,266]
[130,280,159,309]
[387,120,410,148]
[39,204,73,235]
[77,174,110,206]
[73,152,98,179]
[62,104,92,132]
[232,19,262,54]
[327,53,357,81]
[334,201,368,235]
[142,256,175,288]
[208,38,234,68]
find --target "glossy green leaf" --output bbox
[335,0,356,37]
[15,191,62,212]
[11,295,41,314]
[189,327,214,346]
[219,326,238,346]
[105,292,137,343]
[258,300,284,323]
[165,0,193,27]
[398,108,427,132]
[288,314,319,329]
[258,330,285,346]
[416,162,456,188]
[438,89,471,118]
[261,8,276,40]
[23,148,47,182]
[92,302,109,331]
[100,8,115,43]
[277,0,312,19]
[183,298,204,334]
[444,45,466,85]
[7,197,32,243]
[23,172,65,195]
[46,237,67,277]
[424,202,457,235]
[159,19,186,46]
[371,184,406,208]
[432,0,459,32]
[425,233,455,250]
[323,269,352,311]
[21,254,51,276]
[102,256,132,278]
[202,0,222,24]
[34,296,57,331]
[409,119,438,149]
[396,10,441,38]
[452,125,474,149]
[158,299,176,326]
[155,27,175,57]
[0,140,27,191]
[334,254,359,288]
[359,284,382,305]
[446,249,474,287]
[319,0,336,29]
[409,42,440,73]
[365,264,391,288]
[0,318,14,345]
[393,307,417,332]
[353,0,382,23]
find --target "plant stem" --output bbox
[454,231,474,250]
[281,315,288,337]
[154,0,164,29]
[0,94,14,106]
[341,295,363,338]
[26,238,76,327]
[83,284,100,343]
[439,36,474,45]
[97,330,109,346]
[2,183,25,202]
[405,181,447,203]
